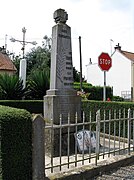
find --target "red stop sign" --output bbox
[98,52,112,71]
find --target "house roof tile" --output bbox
[0,52,17,71]
[120,50,134,62]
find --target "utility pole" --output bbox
[79,36,83,92]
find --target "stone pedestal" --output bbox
[45,126,76,157]
[44,89,81,124]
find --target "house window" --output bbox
[121,91,131,100]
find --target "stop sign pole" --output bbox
[103,71,106,101]
[98,52,112,101]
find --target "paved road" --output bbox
[93,163,134,180]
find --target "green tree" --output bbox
[11,54,21,75]
[11,36,51,77]
[42,35,51,50]
[26,46,51,76]
[73,67,80,82]
[0,73,26,100]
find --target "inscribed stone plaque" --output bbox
[50,22,74,90]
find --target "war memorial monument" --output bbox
[44,9,81,125]
[44,9,81,156]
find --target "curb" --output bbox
[47,153,134,180]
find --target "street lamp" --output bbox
[10,27,37,88]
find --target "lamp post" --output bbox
[10,27,37,88]
[79,36,83,92]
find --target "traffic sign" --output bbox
[98,52,112,71]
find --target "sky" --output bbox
[0,0,134,78]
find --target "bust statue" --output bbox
[53,9,68,24]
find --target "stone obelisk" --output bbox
[44,9,81,124]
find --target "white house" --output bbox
[86,44,134,101]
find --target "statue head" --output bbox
[53,9,68,24]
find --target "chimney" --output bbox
[89,58,92,64]
[114,43,121,51]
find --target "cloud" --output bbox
[100,0,133,12]
[68,0,82,2]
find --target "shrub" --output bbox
[74,82,113,101]
[0,106,32,180]
[112,95,124,102]
[0,73,27,100]
[27,69,50,99]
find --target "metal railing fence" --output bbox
[44,108,134,177]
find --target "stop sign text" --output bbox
[98,52,112,71]
[99,59,111,65]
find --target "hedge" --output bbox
[0,100,43,114]
[0,99,134,120]
[82,100,134,137]
[0,99,134,115]
[82,100,134,113]
[0,106,32,180]
[74,82,113,100]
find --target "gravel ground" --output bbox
[93,163,134,180]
